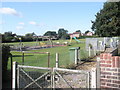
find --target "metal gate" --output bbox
[53,68,90,88]
[13,62,92,89]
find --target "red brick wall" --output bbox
[99,53,120,89]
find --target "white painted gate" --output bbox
[13,62,96,89]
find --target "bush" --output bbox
[2,44,10,81]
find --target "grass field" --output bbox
[7,39,91,69]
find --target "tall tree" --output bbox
[44,31,57,37]
[58,28,70,39]
[75,30,81,33]
[91,2,120,37]
[85,30,90,34]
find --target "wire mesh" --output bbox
[54,68,90,88]
[11,51,50,67]
[58,51,71,68]
[17,66,91,89]
[23,52,49,67]
[18,65,52,89]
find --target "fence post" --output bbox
[96,57,100,88]
[56,53,59,68]
[52,68,55,89]
[94,48,96,56]
[47,52,50,67]
[22,51,24,65]
[91,68,97,88]
[12,62,18,89]
[89,46,91,57]
[87,72,90,88]
[75,49,77,64]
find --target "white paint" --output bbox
[18,65,51,70]
[75,49,77,64]
[91,68,97,88]
[56,53,59,68]
[12,62,17,89]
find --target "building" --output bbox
[69,32,81,38]
[85,31,93,36]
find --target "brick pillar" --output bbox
[99,53,120,89]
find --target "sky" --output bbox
[0,1,105,36]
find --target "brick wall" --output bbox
[99,53,120,89]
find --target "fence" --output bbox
[12,62,97,89]
[10,51,50,68]
[86,37,120,52]
[21,51,50,67]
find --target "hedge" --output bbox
[2,44,10,81]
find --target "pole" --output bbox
[97,57,100,88]
[79,48,81,62]
[12,62,17,89]
[10,54,13,89]
[56,53,59,68]
[89,46,91,57]
[48,52,50,67]
[19,37,22,51]
[22,52,24,65]
[91,68,97,88]
[75,49,77,64]
[94,47,96,56]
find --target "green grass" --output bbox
[4,39,85,46]
[7,39,89,69]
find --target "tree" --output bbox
[85,30,90,34]
[91,2,120,37]
[76,30,81,33]
[44,31,57,37]
[58,28,70,39]
[3,31,16,42]
[2,44,10,81]
[25,32,36,37]
[24,32,36,41]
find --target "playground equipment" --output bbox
[73,37,81,43]
[35,36,53,48]
[70,37,72,43]
[70,36,80,43]
[39,42,46,47]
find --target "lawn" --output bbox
[7,39,89,69]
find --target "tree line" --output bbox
[1,28,70,43]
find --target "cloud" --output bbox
[16,26,24,30]
[29,21,36,25]
[18,22,25,25]
[0,21,5,25]
[0,7,22,17]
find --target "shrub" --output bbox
[2,44,10,81]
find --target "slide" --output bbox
[73,37,80,43]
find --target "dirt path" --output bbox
[76,57,97,70]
